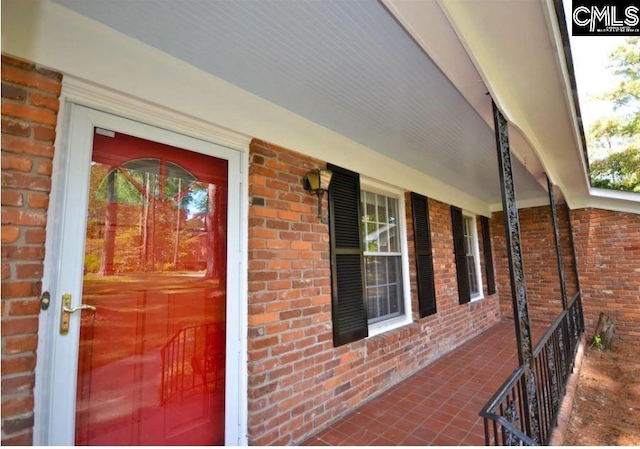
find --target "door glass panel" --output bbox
[75,131,228,445]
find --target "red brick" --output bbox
[570,208,640,342]
[1,281,40,299]
[2,374,35,395]
[1,226,20,243]
[2,263,11,279]
[1,395,34,416]
[0,430,32,446]
[1,191,23,207]
[8,299,41,316]
[1,209,46,227]
[0,317,39,336]
[2,414,35,435]
[1,65,62,95]
[3,334,38,354]
[1,245,45,260]
[35,65,63,82]
[1,118,31,137]
[1,103,57,126]
[1,154,33,172]
[1,59,59,444]
[15,264,43,279]
[1,354,37,375]
[24,229,46,244]
[36,161,52,176]
[28,92,59,112]
[2,134,55,158]
[1,172,51,191]
[1,55,34,70]
[1,83,27,102]
[26,193,48,209]
[32,125,55,143]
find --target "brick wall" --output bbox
[571,208,640,343]
[247,139,501,445]
[1,55,62,445]
[492,205,579,328]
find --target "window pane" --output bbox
[361,191,399,254]
[463,217,479,296]
[377,196,387,224]
[364,255,403,323]
[388,199,398,252]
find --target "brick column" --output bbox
[1,55,62,445]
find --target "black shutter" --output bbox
[451,206,470,304]
[411,193,437,318]
[327,164,367,346]
[481,216,496,295]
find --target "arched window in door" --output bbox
[86,156,222,279]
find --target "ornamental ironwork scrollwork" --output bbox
[504,399,521,446]
[547,340,559,414]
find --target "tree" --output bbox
[590,146,640,191]
[587,37,640,192]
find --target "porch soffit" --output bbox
[51,0,546,206]
[387,0,639,214]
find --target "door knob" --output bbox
[60,293,97,335]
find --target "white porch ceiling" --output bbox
[53,0,546,205]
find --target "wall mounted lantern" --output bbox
[303,168,333,222]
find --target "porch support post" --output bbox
[546,174,569,383]
[546,174,568,310]
[565,204,585,332]
[492,101,540,444]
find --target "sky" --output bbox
[570,36,627,132]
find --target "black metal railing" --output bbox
[480,293,584,445]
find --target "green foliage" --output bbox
[590,146,640,191]
[592,334,604,351]
[588,38,640,192]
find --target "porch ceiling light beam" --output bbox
[493,100,540,444]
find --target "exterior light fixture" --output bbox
[303,168,333,222]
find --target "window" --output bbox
[463,216,481,298]
[451,207,483,304]
[361,190,404,325]
[327,164,411,346]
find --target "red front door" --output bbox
[74,130,228,445]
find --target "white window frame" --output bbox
[463,213,484,302]
[359,179,412,337]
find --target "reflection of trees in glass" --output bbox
[85,158,223,278]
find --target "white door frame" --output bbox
[35,78,250,446]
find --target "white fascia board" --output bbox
[1,0,491,216]
[571,189,640,214]
[489,191,640,215]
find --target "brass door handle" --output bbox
[63,304,97,314]
[60,293,97,335]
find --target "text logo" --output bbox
[572,1,640,36]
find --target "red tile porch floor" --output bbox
[300,321,545,446]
